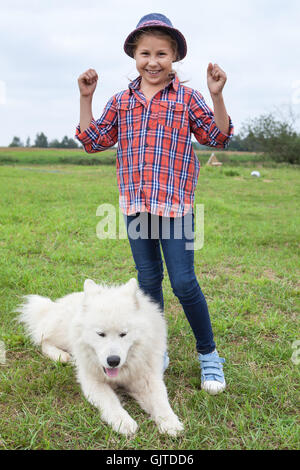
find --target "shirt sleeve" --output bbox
[188,89,234,148]
[75,94,118,153]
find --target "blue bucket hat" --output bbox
[123,13,187,62]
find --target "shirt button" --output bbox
[145,143,149,147]
[146,126,150,131]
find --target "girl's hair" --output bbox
[129,27,179,62]
[127,27,188,84]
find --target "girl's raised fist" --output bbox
[78,69,98,97]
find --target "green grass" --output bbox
[0,146,274,167]
[0,147,117,166]
[0,151,299,450]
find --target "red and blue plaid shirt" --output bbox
[75,74,234,217]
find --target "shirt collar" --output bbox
[128,73,180,94]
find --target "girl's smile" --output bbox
[134,35,176,92]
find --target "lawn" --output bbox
[0,151,299,450]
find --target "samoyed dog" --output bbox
[17,278,183,436]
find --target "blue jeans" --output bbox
[123,211,216,355]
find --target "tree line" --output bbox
[8,111,300,164]
[228,112,300,164]
[9,133,79,149]
[196,110,299,164]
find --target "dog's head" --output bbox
[77,278,146,378]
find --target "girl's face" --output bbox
[134,34,176,89]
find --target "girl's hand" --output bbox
[207,63,227,97]
[78,69,98,98]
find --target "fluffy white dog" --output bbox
[17,278,184,436]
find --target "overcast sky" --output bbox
[0,0,299,146]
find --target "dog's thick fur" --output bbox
[17,278,183,436]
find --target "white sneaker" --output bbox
[198,349,226,395]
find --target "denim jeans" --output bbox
[123,211,216,355]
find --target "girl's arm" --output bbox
[76,69,118,153]
[207,63,230,135]
[210,93,230,136]
[80,95,94,134]
[78,69,98,133]
[188,63,233,148]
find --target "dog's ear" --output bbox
[124,277,138,294]
[83,279,100,295]
[123,278,140,309]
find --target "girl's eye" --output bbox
[97,332,106,337]
[119,333,127,338]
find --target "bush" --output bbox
[267,134,300,164]
[240,113,300,164]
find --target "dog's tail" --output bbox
[16,295,54,346]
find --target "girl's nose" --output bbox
[147,56,157,65]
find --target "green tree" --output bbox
[48,139,61,148]
[34,132,48,148]
[8,136,24,147]
[228,135,248,151]
[48,136,79,148]
[60,136,79,148]
[240,113,300,163]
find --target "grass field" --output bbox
[0,148,299,450]
[0,146,273,167]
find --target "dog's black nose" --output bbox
[107,355,120,367]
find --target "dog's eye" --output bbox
[119,332,127,338]
[97,332,106,337]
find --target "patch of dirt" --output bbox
[262,269,279,282]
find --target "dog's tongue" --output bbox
[105,367,119,377]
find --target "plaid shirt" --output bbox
[75,74,234,217]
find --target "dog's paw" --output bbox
[111,414,138,436]
[157,414,184,436]
[57,351,71,363]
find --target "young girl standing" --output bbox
[76,13,233,395]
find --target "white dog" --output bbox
[17,278,184,436]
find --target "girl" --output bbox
[76,13,234,395]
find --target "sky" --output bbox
[0,0,300,146]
